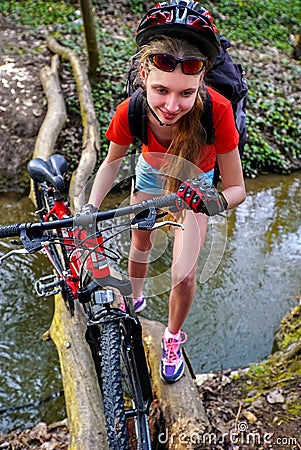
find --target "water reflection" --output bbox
[185,173,301,372]
[0,194,65,433]
[0,173,301,432]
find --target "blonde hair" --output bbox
[132,36,211,193]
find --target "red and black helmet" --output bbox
[136,0,221,61]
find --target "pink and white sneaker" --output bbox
[120,294,146,313]
[160,331,188,383]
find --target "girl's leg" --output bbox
[168,210,209,334]
[128,190,158,298]
[160,210,208,382]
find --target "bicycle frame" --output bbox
[39,196,81,301]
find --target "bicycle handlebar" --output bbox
[0,223,22,239]
[0,192,178,239]
[0,175,225,241]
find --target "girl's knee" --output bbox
[172,269,196,292]
[131,230,154,252]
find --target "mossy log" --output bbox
[49,296,109,450]
[141,317,210,449]
[29,53,67,204]
[46,35,99,212]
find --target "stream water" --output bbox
[0,172,300,433]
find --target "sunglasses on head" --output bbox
[149,53,206,75]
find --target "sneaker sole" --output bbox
[159,363,185,383]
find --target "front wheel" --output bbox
[100,320,130,449]
[99,319,152,449]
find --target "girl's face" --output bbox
[141,64,203,126]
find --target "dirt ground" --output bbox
[0,15,47,193]
[1,9,301,450]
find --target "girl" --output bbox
[88,0,246,382]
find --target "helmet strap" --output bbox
[146,100,172,127]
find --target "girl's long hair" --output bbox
[133,36,211,194]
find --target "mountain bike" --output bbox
[0,154,223,448]
[0,155,173,449]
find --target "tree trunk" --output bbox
[79,0,100,84]
[46,35,99,212]
[141,317,210,449]
[49,297,109,450]
[29,53,67,204]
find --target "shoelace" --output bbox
[163,332,187,366]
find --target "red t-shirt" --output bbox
[105,86,239,173]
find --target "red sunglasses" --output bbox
[149,53,206,75]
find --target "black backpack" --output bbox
[127,36,248,180]
[204,36,248,156]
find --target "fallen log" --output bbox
[33,53,67,161]
[46,35,99,212]
[29,53,67,204]
[48,296,109,450]
[30,39,108,449]
[141,317,210,450]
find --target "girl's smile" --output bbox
[142,66,202,125]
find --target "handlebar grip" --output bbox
[150,193,178,209]
[0,223,21,238]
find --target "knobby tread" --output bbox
[100,321,130,450]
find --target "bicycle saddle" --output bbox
[28,154,68,193]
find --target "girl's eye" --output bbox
[182,90,194,97]
[156,87,168,94]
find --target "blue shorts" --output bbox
[135,155,215,194]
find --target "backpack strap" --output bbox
[128,86,214,146]
[128,88,148,145]
[201,86,215,145]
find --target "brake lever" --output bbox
[0,248,29,265]
[131,220,184,231]
[152,221,184,230]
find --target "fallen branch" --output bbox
[141,317,210,449]
[46,35,99,211]
[49,295,109,450]
[29,53,67,204]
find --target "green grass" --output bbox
[0,0,77,27]
[210,0,301,52]
[1,0,300,173]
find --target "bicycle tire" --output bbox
[119,319,152,450]
[99,318,152,450]
[100,320,130,450]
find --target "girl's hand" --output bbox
[176,178,225,216]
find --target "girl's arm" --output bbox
[216,147,246,210]
[88,142,129,208]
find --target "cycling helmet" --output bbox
[136,0,221,61]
